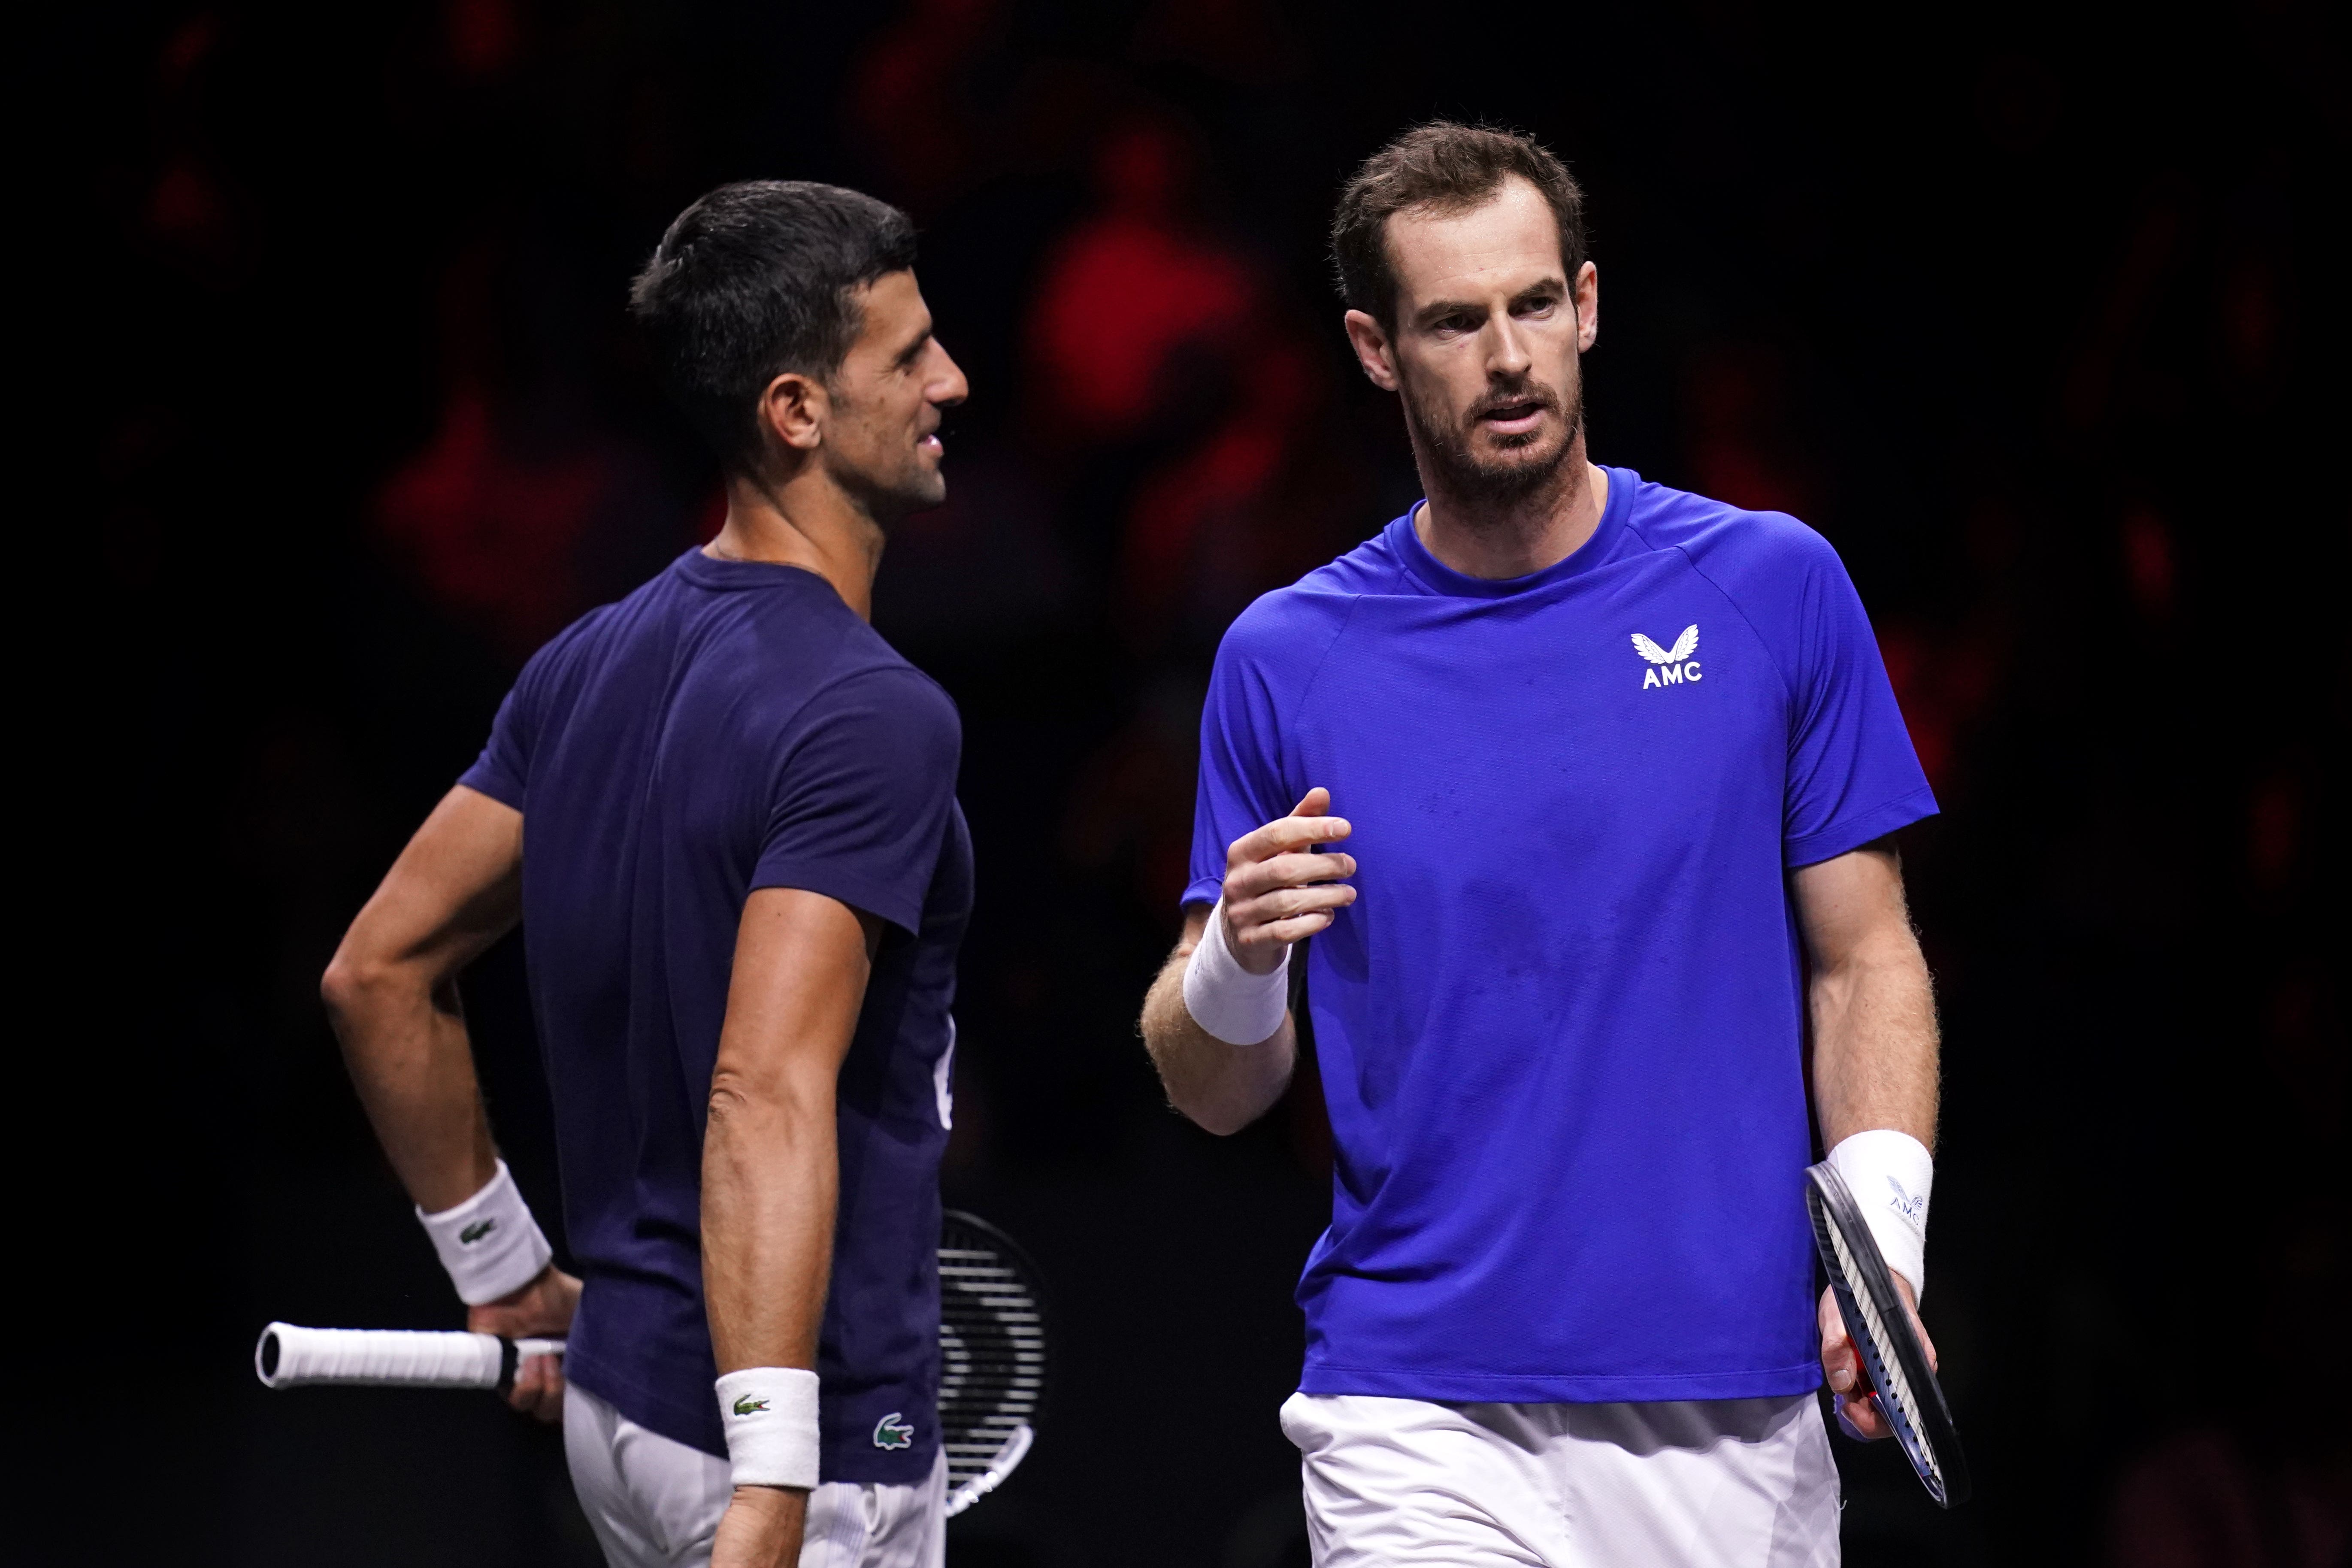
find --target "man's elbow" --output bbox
[707,1064,831,1133]
[320,948,390,1024]
[1161,1048,1277,1137]
[1183,1097,1259,1138]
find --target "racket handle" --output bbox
[254,1323,565,1390]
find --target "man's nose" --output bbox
[931,343,971,407]
[1483,315,1533,378]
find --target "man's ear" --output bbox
[1342,309,1400,393]
[1573,261,1599,353]
[757,371,829,454]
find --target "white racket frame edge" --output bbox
[256,1323,565,1390]
[943,1420,1032,1519]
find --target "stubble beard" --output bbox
[1402,363,1584,511]
[826,415,947,527]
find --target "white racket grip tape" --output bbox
[1181,899,1291,1045]
[716,1368,821,1489]
[1825,1129,1933,1304]
[416,1159,555,1305]
[254,1323,565,1389]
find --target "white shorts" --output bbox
[1282,1391,1840,1568]
[563,1383,946,1568]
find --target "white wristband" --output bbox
[1824,1129,1934,1304]
[716,1368,821,1489]
[415,1159,555,1306]
[1182,899,1291,1045]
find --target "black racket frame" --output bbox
[1804,1161,1971,1508]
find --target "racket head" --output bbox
[1805,1162,1971,1508]
[938,1210,1047,1516]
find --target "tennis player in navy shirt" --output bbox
[325,182,971,1568]
[1143,125,1946,1566]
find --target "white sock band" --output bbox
[415,1159,555,1306]
[716,1368,821,1489]
[1825,1129,1934,1304]
[1181,899,1291,1046]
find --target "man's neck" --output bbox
[1415,440,1609,581]
[704,464,887,621]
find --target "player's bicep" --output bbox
[334,786,524,981]
[712,887,881,1101]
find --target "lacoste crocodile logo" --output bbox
[873,1412,914,1450]
[733,1396,770,1417]
[459,1220,497,1245]
[1631,625,1702,690]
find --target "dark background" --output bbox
[61,1,2344,1564]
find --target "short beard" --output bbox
[1402,368,1583,509]
[823,431,945,529]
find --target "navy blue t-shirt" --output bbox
[460,548,969,1482]
[1187,469,1934,1404]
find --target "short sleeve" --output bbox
[459,686,533,810]
[1184,631,1296,909]
[458,607,603,810]
[753,669,961,935]
[1780,542,1937,866]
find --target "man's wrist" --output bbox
[416,1159,555,1305]
[1824,1129,1933,1302]
[716,1368,821,1489]
[1181,900,1290,1045]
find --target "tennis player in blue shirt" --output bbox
[326,182,972,1568]
[1142,124,1944,1566]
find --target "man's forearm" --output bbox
[324,967,499,1212]
[701,1079,837,1373]
[699,887,874,1376]
[1808,941,1939,1149]
[323,786,523,1213]
[1139,918,1297,1136]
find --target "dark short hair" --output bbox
[629,180,919,470]
[1330,123,1588,330]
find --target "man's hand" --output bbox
[1817,1280,1938,1441]
[468,1263,581,1423]
[711,1485,807,1568]
[1219,787,1357,974]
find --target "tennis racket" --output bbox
[257,1209,1048,1518]
[936,1209,1046,1517]
[1804,1161,1971,1507]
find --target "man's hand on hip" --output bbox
[1221,787,1358,973]
[1817,1280,1937,1442]
[712,1485,808,1568]
[467,1262,581,1423]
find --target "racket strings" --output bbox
[937,1239,1045,1497]
[1821,1218,1940,1483]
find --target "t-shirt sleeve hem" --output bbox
[1180,875,1223,910]
[1783,785,1940,869]
[456,766,524,812]
[748,864,927,936]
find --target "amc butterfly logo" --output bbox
[1630,624,1701,689]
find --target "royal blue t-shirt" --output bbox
[1185,469,1935,1405]
[460,548,969,1481]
